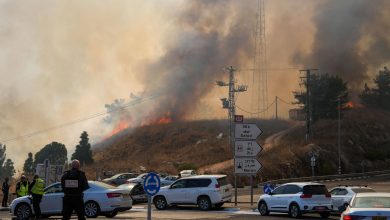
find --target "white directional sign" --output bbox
[235,123,263,140]
[235,157,262,174]
[235,141,262,157]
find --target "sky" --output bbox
[0,0,389,170]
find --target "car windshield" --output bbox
[351,188,375,193]
[353,197,390,208]
[303,185,328,195]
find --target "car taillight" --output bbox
[215,184,220,189]
[325,192,331,198]
[343,215,365,220]
[300,194,312,198]
[106,193,122,198]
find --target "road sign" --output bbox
[143,172,161,196]
[263,183,274,194]
[234,115,244,122]
[235,140,262,157]
[235,157,262,174]
[235,123,263,140]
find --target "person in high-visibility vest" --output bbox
[15,175,29,198]
[29,175,45,218]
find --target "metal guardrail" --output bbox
[260,170,390,185]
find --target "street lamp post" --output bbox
[338,97,341,175]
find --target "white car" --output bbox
[10,181,132,219]
[257,182,332,218]
[340,192,390,220]
[152,175,232,210]
[180,170,197,177]
[329,185,375,212]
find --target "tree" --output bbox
[34,142,67,165]
[23,152,35,175]
[294,74,349,122]
[71,131,94,165]
[360,66,390,110]
[0,144,6,179]
[3,159,15,178]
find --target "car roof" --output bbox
[181,175,226,179]
[336,185,371,189]
[355,192,390,197]
[282,182,324,187]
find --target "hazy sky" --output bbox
[0,0,388,170]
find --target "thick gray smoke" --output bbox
[294,0,390,90]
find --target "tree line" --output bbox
[0,131,94,179]
[294,66,390,122]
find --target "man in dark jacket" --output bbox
[61,159,89,220]
[1,177,9,207]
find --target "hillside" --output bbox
[87,108,390,182]
[89,119,292,177]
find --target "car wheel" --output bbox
[197,196,211,211]
[214,202,224,209]
[104,210,118,218]
[84,201,100,218]
[258,201,269,216]
[15,203,32,219]
[289,203,302,218]
[154,196,168,210]
[319,211,330,219]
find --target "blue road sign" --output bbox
[143,172,161,196]
[263,183,274,194]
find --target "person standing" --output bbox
[61,159,89,220]
[1,177,9,207]
[29,175,45,218]
[15,175,29,198]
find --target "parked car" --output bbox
[180,170,197,177]
[340,192,390,219]
[329,185,375,212]
[152,175,232,211]
[10,181,132,219]
[117,182,148,203]
[102,173,139,186]
[163,175,178,182]
[127,173,149,184]
[257,182,332,218]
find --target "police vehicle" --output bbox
[10,181,132,219]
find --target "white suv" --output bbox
[257,182,332,218]
[153,175,232,210]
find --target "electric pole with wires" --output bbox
[216,66,247,205]
[299,69,317,141]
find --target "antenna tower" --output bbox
[251,0,268,118]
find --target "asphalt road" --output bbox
[1,174,390,220]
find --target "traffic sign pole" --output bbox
[147,196,152,220]
[143,172,161,220]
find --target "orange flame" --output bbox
[346,101,354,108]
[105,120,130,139]
[140,112,173,127]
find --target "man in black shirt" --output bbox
[1,177,9,207]
[61,159,89,220]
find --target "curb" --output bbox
[0,207,10,212]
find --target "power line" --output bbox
[236,99,275,115]
[0,94,162,143]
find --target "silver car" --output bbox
[329,185,375,212]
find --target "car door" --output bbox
[166,179,188,204]
[280,185,302,211]
[267,185,286,210]
[185,179,211,204]
[40,183,64,214]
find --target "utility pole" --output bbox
[338,96,342,175]
[275,96,278,120]
[216,66,247,206]
[299,69,317,142]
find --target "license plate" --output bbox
[373,217,386,220]
[315,206,326,211]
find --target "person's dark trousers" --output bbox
[32,194,42,217]
[2,193,8,207]
[62,195,85,220]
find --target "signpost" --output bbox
[234,115,244,123]
[234,123,263,205]
[263,183,274,194]
[143,172,161,220]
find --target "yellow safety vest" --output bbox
[17,182,29,197]
[31,178,45,195]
